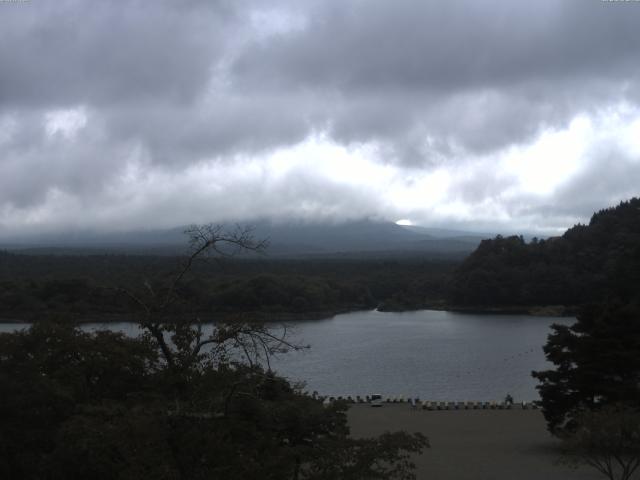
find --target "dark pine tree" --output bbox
[532,302,640,433]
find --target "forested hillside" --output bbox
[0,254,454,321]
[449,198,640,308]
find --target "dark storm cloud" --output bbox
[235,1,640,92]
[0,0,229,108]
[0,0,243,210]
[100,93,315,166]
[0,108,133,208]
[1,0,639,235]
[233,0,640,159]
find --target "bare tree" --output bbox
[560,405,640,480]
[118,223,300,372]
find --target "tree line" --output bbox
[0,253,455,321]
[449,198,640,308]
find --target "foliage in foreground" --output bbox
[532,302,640,434]
[0,322,427,479]
[0,224,429,479]
[560,405,640,480]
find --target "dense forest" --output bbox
[449,198,640,310]
[0,253,455,322]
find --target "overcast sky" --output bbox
[1,0,639,238]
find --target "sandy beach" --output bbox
[348,405,602,480]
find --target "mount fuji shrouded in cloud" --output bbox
[1,220,487,257]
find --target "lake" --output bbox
[0,309,571,402]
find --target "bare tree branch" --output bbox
[112,223,303,373]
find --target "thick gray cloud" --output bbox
[0,0,230,108]
[0,0,639,237]
[235,1,640,91]
[233,0,640,157]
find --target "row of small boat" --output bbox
[319,395,539,410]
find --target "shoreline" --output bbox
[0,308,362,325]
[379,303,577,317]
[0,303,577,324]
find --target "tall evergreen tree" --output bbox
[533,302,640,433]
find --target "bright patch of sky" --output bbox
[501,116,589,196]
[45,107,88,140]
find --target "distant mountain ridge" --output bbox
[252,220,485,255]
[1,220,487,257]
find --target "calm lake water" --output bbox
[0,309,572,401]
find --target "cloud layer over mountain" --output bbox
[1,0,639,237]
